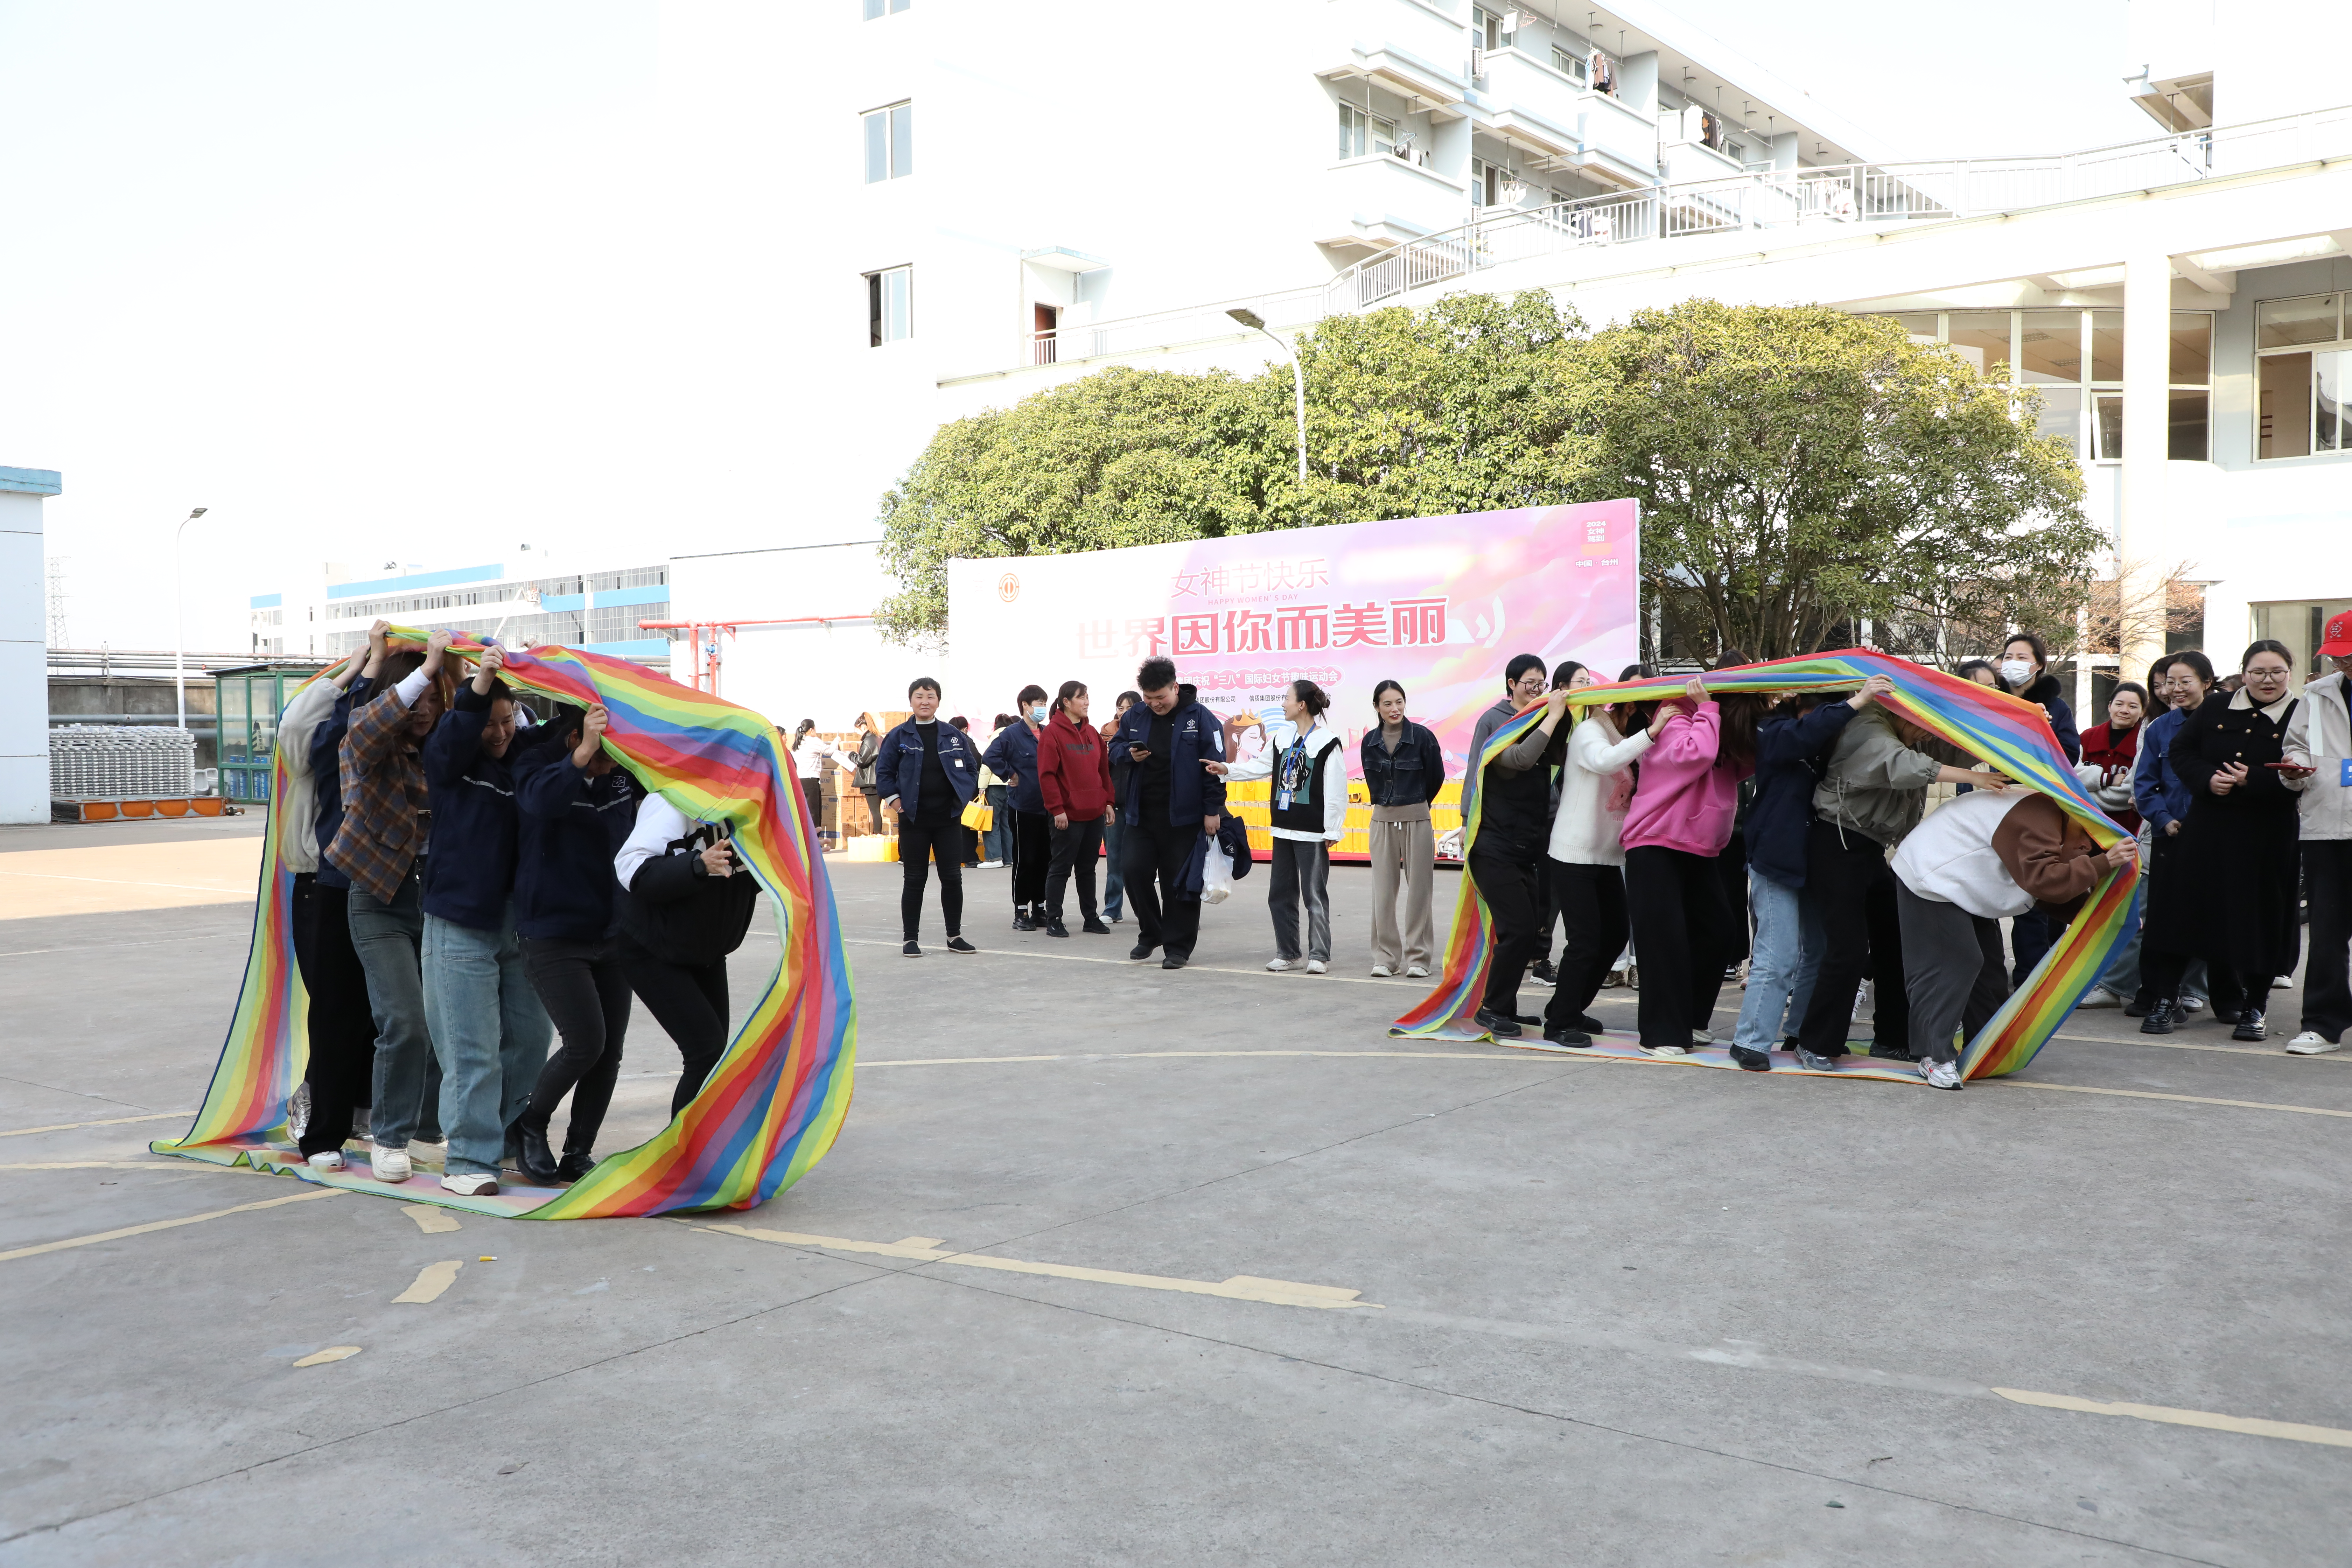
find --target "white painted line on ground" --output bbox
[2049,1029,2352,1064]
[0,1111,186,1139]
[1991,1079,2352,1118]
[393,1260,466,1303]
[698,1223,1379,1310]
[0,933,243,959]
[834,934,1412,987]
[1993,1387,2352,1449]
[0,1187,341,1263]
[860,1049,1546,1068]
[0,1162,175,1170]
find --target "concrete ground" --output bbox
[1,819,2346,1567]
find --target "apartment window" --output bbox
[861,0,908,15]
[2256,293,2351,460]
[867,266,911,345]
[1338,104,1396,160]
[862,101,912,182]
[1552,44,1588,83]
[1882,308,2214,461]
[1472,6,1516,50]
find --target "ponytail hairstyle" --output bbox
[1550,660,1587,691]
[1372,678,1405,708]
[1711,650,1770,771]
[1289,678,1331,720]
[1612,661,1658,735]
[2171,649,2217,685]
[1056,679,1088,718]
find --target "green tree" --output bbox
[1563,299,2097,662]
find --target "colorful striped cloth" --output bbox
[1392,650,2137,1082]
[153,631,855,1217]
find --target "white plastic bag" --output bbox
[1203,840,1234,904]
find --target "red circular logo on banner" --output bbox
[997,573,1020,603]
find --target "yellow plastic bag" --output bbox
[960,798,994,832]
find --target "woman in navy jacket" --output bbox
[982,686,1053,930]
[877,677,980,954]
[510,701,640,1186]
[1360,680,1444,977]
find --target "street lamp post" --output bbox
[173,507,209,734]
[1227,308,1308,493]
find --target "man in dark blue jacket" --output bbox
[417,644,553,1197]
[877,677,981,955]
[1108,657,1225,969]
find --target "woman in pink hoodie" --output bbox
[1620,672,1768,1054]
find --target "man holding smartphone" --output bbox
[1108,657,1225,970]
[2285,614,2352,1054]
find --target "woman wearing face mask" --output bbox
[1359,680,1445,978]
[1206,680,1346,973]
[2133,652,2218,1021]
[2140,642,2305,1041]
[1997,634,2082,988]
[982,686,1055,931]
[2073,681,2148,1009]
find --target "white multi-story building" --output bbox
[672,0,2349,724]
[246,560,675,665]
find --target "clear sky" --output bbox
[1,0,2148,653]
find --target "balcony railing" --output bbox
[1325,105,2352,311]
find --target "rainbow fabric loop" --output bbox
[152,630,855,1218]
[1391,650,2137,1082]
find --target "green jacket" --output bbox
[1809,705,1946,848]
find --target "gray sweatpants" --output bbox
[1894,882,2015,1065]
[1269,837,1333,962]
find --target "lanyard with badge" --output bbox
[1276,736,1310,811]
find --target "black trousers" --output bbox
[521,934,633,1156]
[621,934,731,1116]
[293,877,376,1157]
[1532,858,1559,964]
[2009,908,2057,986]
[898,811,966,940]
[1045,817,1105,923]
[2144,950,2259,1019]
[860,788,884,834]
[1121,817,1202,959]
[1623,845,1737,1048]
[1717,829,1751,966]
[1009,809,1052,911]
[2304,839,2352,1044]
[1795,820,1910,1056]
[1543,860,1628,1030]
[1468,844,1542,1016]
[799,778,822,835]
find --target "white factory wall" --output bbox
[0,487,50,823]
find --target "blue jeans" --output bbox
[349,869,434,1153]
[422,903,552,1177]
[1103,815,1126,920]
[2097,919,2142,997]
[983,784,1009,862]
[1735,870,1824,1051]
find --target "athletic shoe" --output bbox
[1306,960,1326,974]
[1044,921,1071,939]
[556,1151,595,1182]
[1603,966,1628,988]
[1640,1042,1689,1057]
[945,936,976,954]
[1729,1045,1771,1072]
[1161,954,1188,971]
[1129,943,1156,961]
[287,1080,312,1140]
[1267,957,1297,972]
[979,860,1003,869]
[2233,1008,2267,1042]
[1528,959,1558,986]
[1473,1008,1522,1038]
[1013,911,1036,932]
[353,1109,372,1140]
[1867,1041,1914,1062]
[2140,999,2178,1035]
[441,1171,499,1198]
[1405,965,1429,979]
[371,1148,413,1184]
[1795,1049,1840,1072]
[1370,964,1395,977]
[1918,1057,1963,1090]
[2213,1006,2242,1026]
[1692,1028,1716,1045]
[1542,1027,1592,1048]
[2274,975,2298,990]
[1575,1014,1606,1033]
[1081,919,1111,936]
[1514,1014,1543,1026]
[2076,986,2123,1009]
[306,1149,345,1172]
[902,939,922,956]
[2180,995,2206,1014]
[2285,1031,2342,1055]
[2123,994,2152,1018]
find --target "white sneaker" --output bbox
[2076,986,2123,1009]
[1306,960,1326,974]
[2286,1031,2342,1055]
[2180,995,2206,1014]
[1641,1042,1690,1058]
[371,1148,413,1184]
[1405,964,1429,979]
[441,1171,499,1197]
[306,1149,345,1172]
[353,1109,371,1139]
[1692,1029,1716,1046]
[2274,975,2298,990]
[1918,1056,1963,1090]
[979,860,1003,869]
[1267,957,1297,972]
[1370,964,1395,977]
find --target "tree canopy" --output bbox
[874,291,2096,663]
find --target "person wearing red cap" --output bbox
[2284,613,2352,1054]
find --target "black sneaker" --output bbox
[1867,1041,1915,1062]
[1513,1013,1543,1027]
[1474,1007,1522,1038]
[1529,959,1558,985]
[1012,911,1036,932]
[1541,1026,1592,1048]
[945,935,976,954]
[556,1150,595,1183]
[1129,943,1156,961]
[2140,998,2177,1035]
[1161,954,1188,970]
[2232,1007,2267,1042]
[1729,1045,1772,1072]
[2212,1006,2242,1026]
[1081,918,1112,935]
[1045,920,1071,938]
[1576,1013,1606,1033]
[902,939,922,956]
[2123,993,2153,1018]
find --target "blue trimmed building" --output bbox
[246,560,675,666]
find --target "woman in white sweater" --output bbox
[1538,663,1663,1045]
[1205,679,1348,973]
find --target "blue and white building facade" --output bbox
[247,561,674,666]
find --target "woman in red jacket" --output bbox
[1037,679,1116,938]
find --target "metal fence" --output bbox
[49,725,197,801]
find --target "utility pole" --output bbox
[45,556,68,647]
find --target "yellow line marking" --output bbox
[0,1162,171,1170]
[1994,1080,2352,1118]
[0,1112,186,1139]
[402,1203,462,1234]
[699,1224,1380,1311]
[0,1188,341,1262]
[293,1345,362,1367]
[1993,1387,2352,1448]
[2049,1029,2352,1063]
[834,934,1411,987]
[393,1260,465,1303]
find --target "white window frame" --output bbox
[862,101,912,183]
[2253,292,2351,462]
[1338,102,1396,161]
[866,266,912,346]
[861,0,909,16]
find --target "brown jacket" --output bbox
[326,681,431,905]
[1990,793,2102,922]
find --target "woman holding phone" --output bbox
[2139,640,2306,1041]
